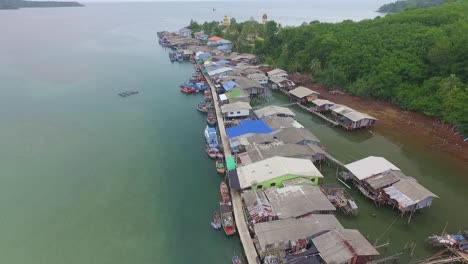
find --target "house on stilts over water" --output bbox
[343,156,438,216]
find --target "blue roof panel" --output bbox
[226,120,273,138]
[223,80,238,91]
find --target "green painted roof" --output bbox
[226,88,241,99]
[226,157,236,170]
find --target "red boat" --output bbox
[220,181,230,203]
[220,202,236,236]
[206,147,218,159]
[181,87,197,94]
[216,159,226,174]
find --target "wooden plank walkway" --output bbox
[202,72,259,264]
[294,103,340,126]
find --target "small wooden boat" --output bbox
[207,116,217,126]
[220,181,230,203]
[211,211,222,230]
[216,159,226,174]
[118,91,139,97]
[220,202,236,236]
[232,256,242,264]
[206,147,218,159]
[207,111,217,126]
[181,87,197,94]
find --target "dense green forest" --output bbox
[188,1,468,135]
[378,0,450,13]
[0,0,83,9]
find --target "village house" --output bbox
[383,177,438,213]
[262,116,304,131]
[226,119,273,139]
[345,156,437,213]
[220,102,252,119]
[329,104,377,130]
[193,31,208,40]
[233,156,324,190]
[269,76,296,90]
[311,99,335,112]
[253,214,343,258]
[267,68,288,78]
[207,36,232,47]
[289,86,320,104]
[225,75,266,96]
[247,73,269,85]
[229,133,276,154]
[312,229,380,264]
[272,127,321,146]
[223,88,251,104]
[233,53,258,64]
[254,106,296,119]
[178,27,192,37]
[240,142,327,165]
[207,66,233,78]
[242,184,335,225]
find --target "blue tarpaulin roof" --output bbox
[217,45,232,51]
[226,120,273,138]
[223,80,238,91]
[198,53,211,59]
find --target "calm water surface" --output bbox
[0,1,466,264]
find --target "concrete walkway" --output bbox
[202,72,259,264]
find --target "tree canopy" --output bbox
[188,0,468,135]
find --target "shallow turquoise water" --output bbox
[0,2,466,264]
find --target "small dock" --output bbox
[202,70,259,264]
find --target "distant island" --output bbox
[0,0,83,9]
[377,0,451,13]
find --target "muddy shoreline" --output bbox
[260,68,468,162]
[306,82,468,162]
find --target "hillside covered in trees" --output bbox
[188,1,468,135]
[377,0,451,13]
[0,0,83,9]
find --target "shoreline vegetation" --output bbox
[0,0,83,9]
[377,0,456,13]
[187,0,468,145]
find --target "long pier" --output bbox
[202,72,259,264]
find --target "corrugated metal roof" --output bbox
[345,156,400,181]
[236,156,322,189]
[264,185,336,219]
[221,102,252,113]
[384,178,438,208]
[273,127,320,145]
[254,106,296,119]
[267,68,288,76]
[312,99,335,106]
[289,86,320,98]
[254,215,343,254]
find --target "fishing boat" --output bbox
[207,111,217,126]
[216,159,226,174]
[118,91,139,97]
[181,87,197,94]
[220,181,230,203]
[206,147,218,159]
[211,211,222,230]
[220,202,236,236]
[204,126,219,148]
[197,103,209,113]
[232,256,242,264]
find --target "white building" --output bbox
[220,102,252,118]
